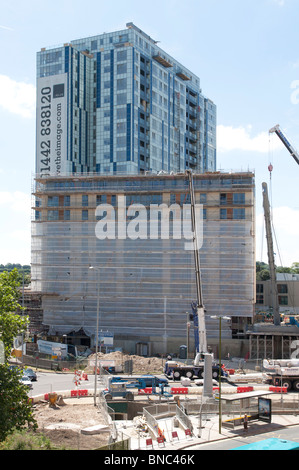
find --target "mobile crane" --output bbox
[164,171,227,381]
[269,125,299,166]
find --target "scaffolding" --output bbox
[31,172,255,353]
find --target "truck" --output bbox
[164,359,227,381]
[37,339,79,359]
[263,359,299,391]
[110,375,168,388]
[103,376,172,400]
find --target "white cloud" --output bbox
[217,124,282,153]
[0,25,14,31]
[0,75,35,119]
[0,191,31,265]
[256,206,299,266]
[272,206,299,237]
[0,191,31,213]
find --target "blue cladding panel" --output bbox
[96,52,101,108]
[127,104,131,161]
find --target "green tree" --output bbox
[0,365,37,441]
[0,269,28,360]
[0,269,36,441]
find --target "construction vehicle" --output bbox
[164,171,225,381]
[263,359,299,391]
[103,379,135,401]
[269,125,299,166]
[110,375,168,388]
[103,376,172,400]
[164,359,227,381]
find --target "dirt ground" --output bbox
[33,401,110,450]
[85,351,166,375]
[33,353,168,450]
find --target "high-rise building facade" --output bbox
[36,23,216,176]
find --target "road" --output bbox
[28,370,101,397]
[187,425,299,450]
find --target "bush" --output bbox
[0,430,58,450]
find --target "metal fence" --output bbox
[21,353,89,371]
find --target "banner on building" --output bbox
[36,73,68,175]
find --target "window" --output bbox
[278,295,288,306]
[91,40,97,51]
[47,210,58,221]
[117,50,127,61]
[233,193,245,204]
[220,208,227,219]
[97,194,107,205]
[48,196,59,207]
[256,284,264,294]
[64,195,70,207]
[82,210,88,221]
[117,78,127,90]
[64,210,70,221]
[256,295,264,305]
[82,195,88,207]
[233,208,245,219]
[220,194,227,205]
[117,93,127,105]
[117,107,127,119]
[278,284,288,294]
[200,193,207,204]
[117,63,127,74]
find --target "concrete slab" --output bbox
[81,424,111,435]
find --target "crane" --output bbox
[262,182,280,326]
[269,125,299,166]
[186,170,207,361]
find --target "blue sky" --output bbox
[0,0,298,266]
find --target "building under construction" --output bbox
[31,171,255,355]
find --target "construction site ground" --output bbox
[33,401,110,450]
[25,353,299,450]
[32,394,299,451]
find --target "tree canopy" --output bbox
[0,269,36,441]
[256,261,299,281]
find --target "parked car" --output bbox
[20,376,33,389]
[23,368,37,381]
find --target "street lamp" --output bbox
[89,265,100,406]
[211,315,231,434]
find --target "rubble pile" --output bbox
[85,351,165,375]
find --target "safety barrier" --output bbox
[71,389,88,397]
[269,386,288,393]
[138,387,153,394]
[237,386,254,393]
[171,387,188,394]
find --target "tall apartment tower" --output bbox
[36,23,216,176]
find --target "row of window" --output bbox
[256,295,289,306]
[257,284,288,294]
[36,206,247,222]
[256,283,289,305]
[47,193,246,207]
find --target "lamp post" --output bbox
[89,265,100,406]
[211,315,231,434]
